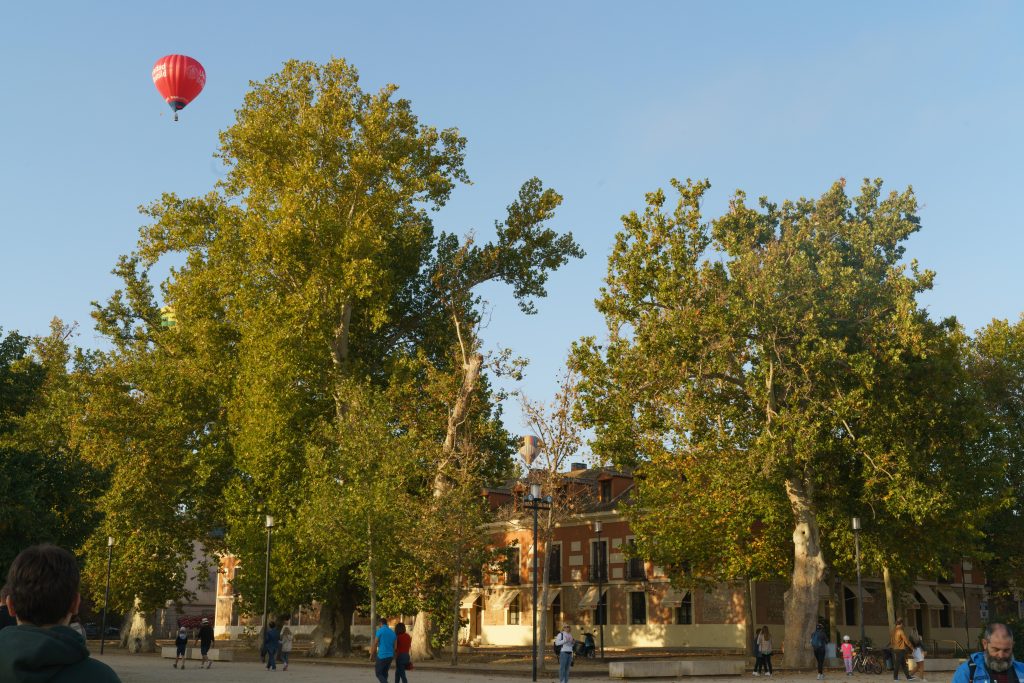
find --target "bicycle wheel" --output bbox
[868,657,884,675]
[853,657,865,674]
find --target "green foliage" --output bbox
[971,315,1024,592]
[79,57,580,654]
[572,178,994,589]
[0,323,104,580]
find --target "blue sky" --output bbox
[2,2,1022,437]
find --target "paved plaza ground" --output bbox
[89,651,957,683]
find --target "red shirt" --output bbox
[396,632,412,654]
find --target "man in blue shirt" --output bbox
[373,617,397,683]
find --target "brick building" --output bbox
[470,465,988,653]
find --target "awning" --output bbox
[936,586,965,609]
[578,587,602,610]
[544,589,561,607]
[661,589,689,607]
[913,584,943,608]
[843,583,874,603]
[460,589,481,609]
[491,589,520,610]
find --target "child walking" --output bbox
[841,635,855,676]
[174,626,188,668]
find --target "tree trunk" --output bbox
[883,564,896,633]
[451,577,461,665]
[783,476,826,669]
[410,609,434,660]
[413,349,483,661]
[123,596,156,653]
[538,528,552,673]
[309,577,357,656]
[745,578,757,657]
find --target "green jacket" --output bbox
[0,625,121,682]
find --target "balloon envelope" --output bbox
[152,55,206,117]
[519,435,542,465]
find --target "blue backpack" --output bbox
[811,629,828,649]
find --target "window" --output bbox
[938,591,952,628]
[589,540,608,581]
[630,591,647,625]
[594,590,608,626]
[676,592,692,625]
[505,547,521,585]
[548,544,562,584]
[844,586,857,626]
[508,595,520,625]
[600,480,612,502]
[625,539,646,580]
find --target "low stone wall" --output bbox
[610,658,746,678]
[160,646,234,662]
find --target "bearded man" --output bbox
[953,623,1024,683]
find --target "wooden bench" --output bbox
[609,659,746,678]
[160,646,234,662]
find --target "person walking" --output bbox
[174,626,189,668]
[195,617,215,669]
[394,622,412,683]
[840,635,854,676]
[264,621,280,671]
[889,618,916,681]
[811,622,829,680]
[555,623,575,683]
[280,625,293,671]
[755,626,773,677]
[372,617,397,683]
[911,638,926,681]
[952,623,1024,683]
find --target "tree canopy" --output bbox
[572,178,997,665]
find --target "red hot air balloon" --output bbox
[152,55,206,121]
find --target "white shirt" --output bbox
[555,631,575,653]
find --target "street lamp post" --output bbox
[100,536,114,655]
[594,520,605,660]
[961,557,971,651]
[524,483,552,683]
[852,517,865,648]
[262,516,275,632]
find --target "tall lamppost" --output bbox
[594,520,605,660]
[524,483,552,683]
[961,557,971,651]
[852,517,865,647]
[262,516,275,631]
[100,536,114,655]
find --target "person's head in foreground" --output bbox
[0,544,122,682]
[5,544,80,627]
[983,623,1015,673]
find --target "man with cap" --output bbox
[195,617,215,669]
[952,623,1024,683]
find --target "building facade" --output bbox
[470,466,987,653]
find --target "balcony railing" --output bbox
[588,565,608,582]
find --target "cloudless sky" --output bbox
[2,1,1022,438]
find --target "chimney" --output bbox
[571,462,586,471]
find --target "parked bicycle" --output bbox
[852,644,884,674]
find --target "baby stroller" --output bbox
[574,632,597,658]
